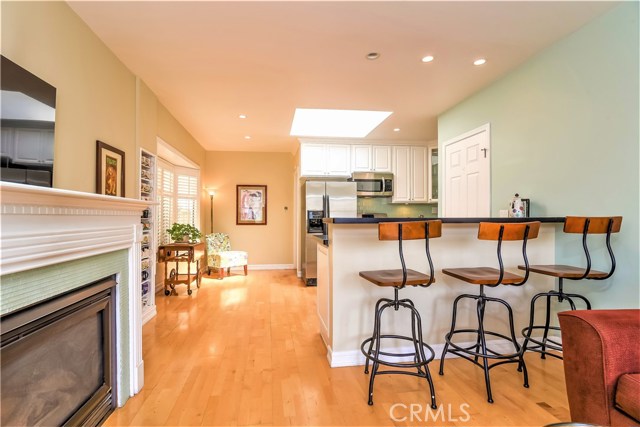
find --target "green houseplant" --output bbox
[166,223,202,243]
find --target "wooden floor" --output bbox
[105,270,570,426]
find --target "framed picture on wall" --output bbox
[96,140,125,197]
[236,184,267,225]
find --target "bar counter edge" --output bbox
[325,216,565,224]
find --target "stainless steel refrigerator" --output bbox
[303,181,357,285]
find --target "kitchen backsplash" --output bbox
[357,197,438,218]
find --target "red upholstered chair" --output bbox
[558,310,640,426]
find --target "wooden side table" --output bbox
[157,242,205,296]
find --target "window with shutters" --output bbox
[156,158,200,245]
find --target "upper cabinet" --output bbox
[299,141,435,200]
[351,144,392,173]
[428,144,438,203]
[392,146,428,203]
[300,143,350,177]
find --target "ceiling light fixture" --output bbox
[244,135,251,140]
[239,114,247,119]
[290,108,392,138]
[366,52,380,60]
[473,58,487,66]
[393,128,400,132]
[421,55,434,63]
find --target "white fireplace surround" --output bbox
[0,182,149,405]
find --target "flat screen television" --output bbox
[1,55,56,187]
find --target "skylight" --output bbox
[290,108,392,138]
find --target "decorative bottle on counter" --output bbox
[509,193,525,218]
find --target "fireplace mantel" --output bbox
[0,181,149,405]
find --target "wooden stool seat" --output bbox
[518,264,608,279]
[360,269,433,287]
[443,267,525,285]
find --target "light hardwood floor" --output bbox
[105,270,570,426]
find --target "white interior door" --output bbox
[443,124,490,217]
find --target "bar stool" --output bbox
[518,216,622,360]
[360,220,441,407]
[439,221,541,403]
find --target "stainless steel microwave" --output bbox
[349,172,393,197]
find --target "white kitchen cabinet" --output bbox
[300,143,350,177]
[372,145,392,172]
[351,144,391,172]
[351,145,371,172]
[392,145,428,203]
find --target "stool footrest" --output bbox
[444,329,522,360]
[361,335,435,369]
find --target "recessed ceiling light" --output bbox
[244,135,251,140]
[393,128,400,132]
[366,52,380,60]
[290,108,393,138]
[473,58,487,66]
[239,114,247,119]
[421,55,434,63]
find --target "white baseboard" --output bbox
[328,336,547,368]
[141,306,157,325]
[248,264,294,270]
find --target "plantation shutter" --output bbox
[157,159,175,245]
[176,172,199,226]
[156,159,200,245]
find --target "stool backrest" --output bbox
[478,222,541,241]
[563,216,622,234]
[378,220,442,288]
[379,220,442,241]
[563,216,622,281]
[478,221,541,287]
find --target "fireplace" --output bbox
[1,276,117,426]
[1,182,148,413]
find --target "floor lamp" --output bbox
[208,190,215,233]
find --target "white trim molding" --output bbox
[0,182,149,405]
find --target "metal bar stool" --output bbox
[360,220,441,407]
[518,216,622,360]
[439,221,541,403]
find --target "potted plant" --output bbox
[166,223,202,243]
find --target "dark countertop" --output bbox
[324,217,565,224]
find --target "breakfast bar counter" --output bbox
[316,217,563,367]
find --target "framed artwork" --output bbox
[236,184,267,225]
[96,140,125,197]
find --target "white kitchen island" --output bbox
[316,217,564,367]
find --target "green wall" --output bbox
[438,3,639,308]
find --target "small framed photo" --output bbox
[236,185,267,225]
[96,140,125,197]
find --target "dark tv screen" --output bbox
[1,55,56,187]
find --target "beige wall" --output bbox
[1,2,206,204]
[203,151,295,266]
[2,1,137,195]
[136,79,158,155]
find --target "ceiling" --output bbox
[68,1,616,153]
